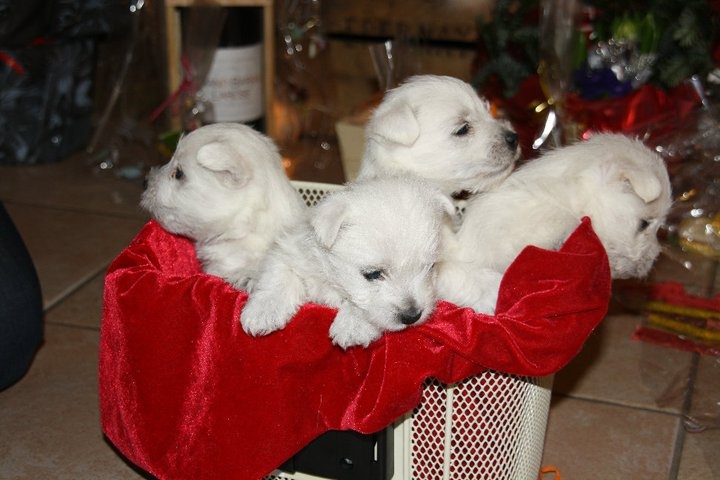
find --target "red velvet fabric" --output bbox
[99,217,610,480]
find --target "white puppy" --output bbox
[240,176,456,348]
[437,133,672,314]
[357,75,521,196]
[140,123,305,291]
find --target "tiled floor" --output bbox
[1,153,719,479]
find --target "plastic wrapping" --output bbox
[612,103,719,348]
[0,0,132,165]
[653,107,720,264]
[146,4,225,133]
[84,0,167,181]
[273,0,339,175]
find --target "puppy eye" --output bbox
[362,269,385,281]
[638,219,651,232]
[172,167,184,180]
[453,122,471,136]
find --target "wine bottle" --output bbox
[200,7,265,132]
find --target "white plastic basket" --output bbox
[262,181,553,480]
[392,373,553,480]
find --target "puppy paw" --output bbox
[469,296,497,315]
[467,269,502,315]
[240,297,295,336]
[240,266,305,336]
[329,308,382,349]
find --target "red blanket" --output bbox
[99,218,610,479]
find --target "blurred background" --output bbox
[1,2,719,478]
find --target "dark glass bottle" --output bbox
[200,7,265,132]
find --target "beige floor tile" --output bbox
[677,354,720,479]
[677,428,720,479]
[553,313,694,413]
[5,203,147,309]
[686,355,720,430]
[0,324,146,480]
[46,274,106,330]
[0,154,148,219]
[542,397,680,479]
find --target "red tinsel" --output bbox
[564,83,701,141]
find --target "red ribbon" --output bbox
[0,50,25,75]
[0,38,60,76]
[148,54,199,123]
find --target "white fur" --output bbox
[240,176,456,348]
[140,123,305,290]
[358,75,521,196]
[437,133,673,313]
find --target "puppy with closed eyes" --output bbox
[437,133,672,314]
[357,75,521,197]
[240,176,456,348]
[140,123,306,291]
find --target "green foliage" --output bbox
[587,0,719,88]
[471,0,540,97]
[474,0,719,96]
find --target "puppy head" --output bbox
[312,177,455,331]
[140,123,283,240]
[360,75,521,196]
[574,134,672,278]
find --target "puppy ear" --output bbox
[621,167,662,203]
[370,101,420,146]
[196,142,249,186]
[311,195,347,249]
[433,191,457,219]
[594,153,663,204]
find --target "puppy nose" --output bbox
[399,308,423,325]
[504,130,519,150]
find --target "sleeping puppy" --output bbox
[437,133,672,314]
[140,123,305,291]
[240,176,456,348]
[357,75,521,197]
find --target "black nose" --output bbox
[504,130,519,150]
[399,308,423,325]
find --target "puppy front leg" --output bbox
[240,261,305,336]
[329,303,382,349]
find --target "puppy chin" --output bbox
[463,161,515,195]
[155,215,189,237]
[610,252,658,279]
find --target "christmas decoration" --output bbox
[471,0,720,154]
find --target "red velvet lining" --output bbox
[99,217,610,479]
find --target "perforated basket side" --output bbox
[291,180,345,207]
[291,179,468,216]
[263,371,552,480]
[399,372,553,480]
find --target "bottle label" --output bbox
[200,44,263,123]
